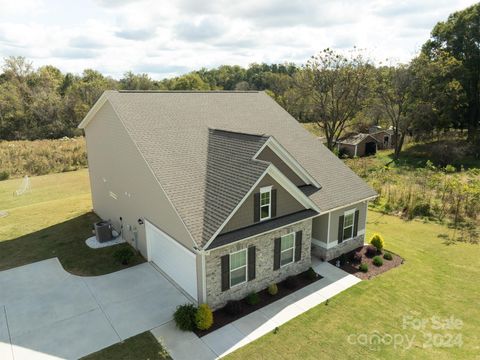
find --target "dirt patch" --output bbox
[330,245,403,280]
[194,269,323,337]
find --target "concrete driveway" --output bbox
[0,258,189,360]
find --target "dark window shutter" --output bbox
[271,189,277,218]
[353,210,359,237]
[338,215,344,243]
[273,237,281,270]
[295,231,302,262]
[221,255,230,291]
[253,193,260,223]
[248,246,256,281]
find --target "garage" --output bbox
[145,220,198,300]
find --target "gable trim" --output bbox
[203,163,320,250]
[78,92,110,129]
[253,136,321,188]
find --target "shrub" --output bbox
[353,251,363,263]
[370,233,385,251]
[0,171,9,181]
[195,304,213,330]
[245,292,260,306]
[305,267,317,280]
[113,247,134,265]
[359,263,368,272]
[365,245,377,257]
[174,304,197,331]
[373,256,383,267]
[383,252,393,261]
[284,276,298,289]
[412,202,431,217]
[224,300,243,316]
[268,283,278,296]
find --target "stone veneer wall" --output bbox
[205,218,312,309]
[311,235,364,261]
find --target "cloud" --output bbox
[69,36,105,49]
[175,16,226,41]
[1,0,479,79]
[115,28,156,40]
[51,48,99,59]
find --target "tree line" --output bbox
[0,3,478,159]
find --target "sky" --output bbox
[0,0,477,79]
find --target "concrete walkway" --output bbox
[0,258,188,360]
[151,259,361,359]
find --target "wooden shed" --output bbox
[337,133,379,157]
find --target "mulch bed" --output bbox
[194,269,323,337]
[329,245,403,280]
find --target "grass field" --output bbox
[226,212,480,359]
[82,332,170,360]
[0,169,144,275]
[0,137,87,180]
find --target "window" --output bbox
[343,210,355,240]
[230,249,247,287]
[280,232,295,267]
[260,186,272,221]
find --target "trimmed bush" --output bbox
[305,267,317,280]
[359,263,368,272]
[174,304,197,331]
[245,292,260,306]
[373,256,383,267]
[224,300,243,316]
[383,252,393,261]
[0,171,9,181]
[370,233,385,251]
[268,283,278,296]
[195,304,213,330]
[365,245,377,257]
[284,276,298,289]
[113,247,134,265]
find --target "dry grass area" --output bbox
[0,137,87,180]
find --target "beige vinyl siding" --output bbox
[256,146,305,186]
[84,101,196,256]
[328,201,367,242]
[220,174,306,234]
[311,213,329,243]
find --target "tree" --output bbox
[374,65,415,159]
[295,48,371,150]
[120,71,158,90]
[422,3,480,148]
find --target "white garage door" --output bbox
[146,220,198,300]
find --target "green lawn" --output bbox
[82,332,170,360]
[0,169,144,275]
[226,211,480,359]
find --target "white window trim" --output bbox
[259,186,272,221]
[229,248,248,288]
[280,232,296,268]
[343,208,356,241]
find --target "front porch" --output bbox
[310,205,367,261]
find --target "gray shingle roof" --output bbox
[103,91,377,247]
[338,133,378,146]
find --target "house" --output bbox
[368,126,395,150]
[79,91,377,309]
[337,133,379,157]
